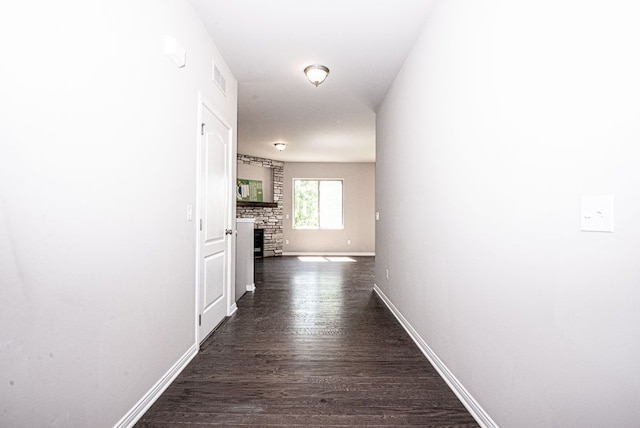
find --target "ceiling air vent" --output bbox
[212,61,227,95]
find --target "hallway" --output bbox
[136,257,478,427]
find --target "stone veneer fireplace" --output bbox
[236,154,283,257]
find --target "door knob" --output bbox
[225,229,233,235]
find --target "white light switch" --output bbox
[186,204,193,221]
[375,212,380,221]
[581,195,614,232]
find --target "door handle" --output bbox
[225,229,233,235]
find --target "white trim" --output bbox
[246,283,256,292]
[236,218,255,223]
[227,302,238,317]
[282,252,375,256]
[194,94,204,349]
[115,344,198,428]
[373,284,498,428]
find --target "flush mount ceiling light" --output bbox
[274,142,287,151]
[304,64,330,87]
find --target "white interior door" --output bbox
[198,100,232,343]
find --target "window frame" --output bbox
[292,178,344,230]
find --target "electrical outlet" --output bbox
[285,239,289,245]
[347,239,351,245]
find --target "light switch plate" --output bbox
[581,195,614,232]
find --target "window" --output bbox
[293,179,343,229]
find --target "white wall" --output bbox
[283,163,375,254]
[0,1,237,426]
[376,1,640,426]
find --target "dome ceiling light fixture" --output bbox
[274,142,287,151]
[304,64,330,87]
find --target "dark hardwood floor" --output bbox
[136,256,479,427]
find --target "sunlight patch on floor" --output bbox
[325,257,356,262]
[298,256,329,262]
[298,256,356,263]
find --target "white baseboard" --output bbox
[228,302,238,316]
[373,284,498,428]
[282,252,375,256]
[246,283,256,292]
[115,343,198,428]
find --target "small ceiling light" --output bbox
[274,142,287,151]
[304,64,330,87]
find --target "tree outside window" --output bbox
[293,179,343,229]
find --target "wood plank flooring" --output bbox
[136,256,479,427]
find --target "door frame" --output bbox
[195,93,236,346]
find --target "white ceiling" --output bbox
[189,0,436,162]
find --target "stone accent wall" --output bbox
[237,154,284,257]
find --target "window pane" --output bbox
[319,180,343,229]
[293,180,319,228]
